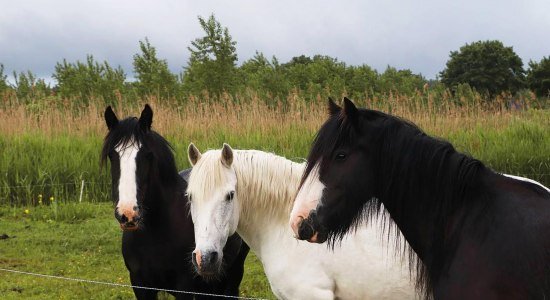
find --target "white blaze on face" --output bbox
[115,140,141,218]
[290,163,325,237]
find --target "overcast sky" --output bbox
[1,0,549,84]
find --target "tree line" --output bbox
[0,14,549,105]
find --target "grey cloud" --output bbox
[1,0,549,84]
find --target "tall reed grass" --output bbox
[0,91,548,205]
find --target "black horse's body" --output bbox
[102,105,249,299]
[121,169,249,299]
[428,171,550,299]
[298,98,550,299]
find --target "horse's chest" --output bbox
[122,235,188,275]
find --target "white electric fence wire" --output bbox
[0,267,268,300]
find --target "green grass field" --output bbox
[0,97,549,299]
[0,203,275,299]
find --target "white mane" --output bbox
[187,149,305,226]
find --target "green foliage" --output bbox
[132,38,179,99]
[12,70,50,101]
[0,134,108,206]
[527,56,550,97]
[379,66,426,95]
[53,55,126,104]
[182,14,239,96]
[0,64,9,93]
[240,52,290,101]
[283,55,348,97]
[237,54,428,102]
[440,40,526,96]
[344,64,379,99]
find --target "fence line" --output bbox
[0,267,267,300]
[1,174,549,190]
[0,181,109,190]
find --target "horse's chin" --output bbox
[195,269,221,282]
[120,224,140,231]
[308,231,328,244]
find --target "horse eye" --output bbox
[185,192,192,202]
[226,191,235,201]
[335,152,347,161]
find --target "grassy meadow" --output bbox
[0,203,274,299]
[0,92,549,298]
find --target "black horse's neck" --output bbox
[372,119,486,286]
[142,159,185,230]
[136,132,185,229]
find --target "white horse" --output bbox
[186,143,418,299]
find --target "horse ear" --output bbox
[139,104,153,131]
[343,97,359,123]
[188,143,202,166]
[221,143,234,168]
[327,97,341,116]
[104,106,119,130]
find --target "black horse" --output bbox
[293,98,550,299]
[101,104,249,299]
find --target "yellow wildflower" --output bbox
[24,209,30,214]
[50,196,54,202]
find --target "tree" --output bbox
[13,70,50,100]
[379,66,426,95]
[182,14,239,96]
[0,64,9,93]
[344,64,378,98]
[133,38,178,98]
[526,56,550,97]
[54,55,126,104]
[240,52,289,99]
[440,40,525,96]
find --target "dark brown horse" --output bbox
[101,105,249,299]
[291,98,550,299]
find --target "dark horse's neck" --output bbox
[373,119,487,288]
[143,175,185,229]
[141,135,186,230]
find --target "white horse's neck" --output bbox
[232,150,304,251]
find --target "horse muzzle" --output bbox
[115,207,142,231]
[192,249,222,277]
[295,210,328,243]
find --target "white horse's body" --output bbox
[253,218,415,299]
[186,146,417,299]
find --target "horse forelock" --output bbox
[187,150,232,207]
[101,117,178,184]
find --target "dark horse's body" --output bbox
[296,98,550,299]
[102,105,249,299]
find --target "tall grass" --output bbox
[0,91,549,205]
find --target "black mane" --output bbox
[303,108,487,296]
[101,117,179,185]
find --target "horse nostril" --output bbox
[133,205,139,212]
[298,219,314,240]
[192,252,198,266]
[209,251,218,264]
[119,214,128,223]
